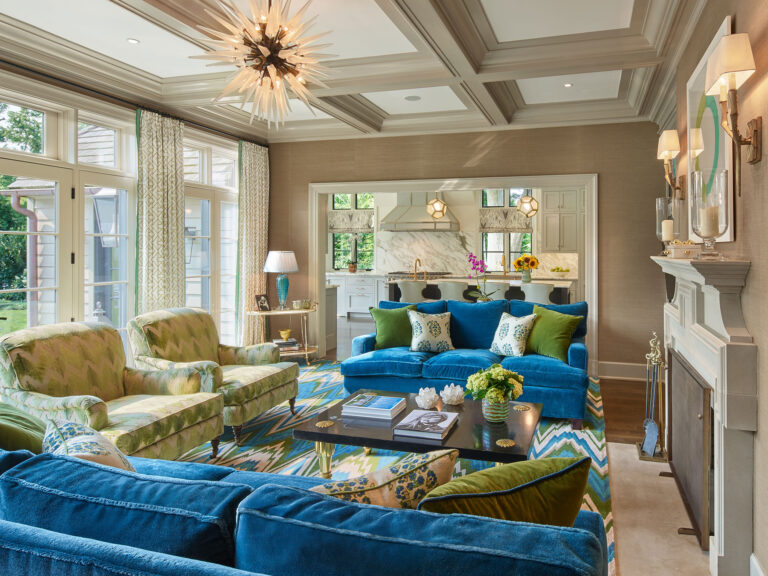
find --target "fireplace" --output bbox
[651,257,756,576]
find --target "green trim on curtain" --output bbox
[134,109,142,316]
[235,140,243,344]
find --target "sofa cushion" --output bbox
[370,305,416,349]
[527,306,583,363]
[502,355,587,390]
[219,362,299,405]
[422,349,502,380]
[0,453,252,566]
[311,449,458,509]
[0,449,34,475]
[128,456,234,482]
[447,300,507,349]
[43,420,135,471]
[0,402,46,453]
[221,470,326,491]
[378,300,447,314]
[102,392,222,455]
[418,457,591,527]
[234,484,606,576]
[509,300,588,339]
[340,347,433,378]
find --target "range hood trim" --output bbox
[379,192,460,232]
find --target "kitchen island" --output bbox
[386,276,573,304]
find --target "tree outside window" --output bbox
[333,232,374,270]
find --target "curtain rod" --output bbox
[0,58,266,147]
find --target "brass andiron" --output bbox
[638,332,668,462]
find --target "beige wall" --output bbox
[269,121,666,365]
[674,1,768,570]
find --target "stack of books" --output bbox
[394,409,458,440]
[273,338,300,352]
[341,394,406,420]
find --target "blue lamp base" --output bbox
[276,274,289,309]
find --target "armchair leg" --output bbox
[289,397,297,416]
[571,419,583,430]
[232,425,243,446]
[210,437,221,459]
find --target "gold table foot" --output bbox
[363,447,372,456]
[315,441,335,479]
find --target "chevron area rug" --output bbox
[178,361,614,574]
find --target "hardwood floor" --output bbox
[600,379,646,444]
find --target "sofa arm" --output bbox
[219,343,279,366]
[351,333,376,356]
[568,339,588,372]
[133,356,222,393]
[0,388,108,430]
[123,366,210,396]
[573,511,608,576]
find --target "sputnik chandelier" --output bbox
[194,0,333,126]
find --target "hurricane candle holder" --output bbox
[690,170,729,260]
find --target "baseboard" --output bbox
[752,554,766,576]
[597,361,647,382]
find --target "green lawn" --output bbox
[0,301,27,336]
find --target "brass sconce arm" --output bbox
[663,160,685,199]
[719,91,762,196]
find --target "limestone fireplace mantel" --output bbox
[651,256,756,576]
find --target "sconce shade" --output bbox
[689,128,705,158]
[263,251,299,273]
[705,33,756,96]
[517,195,539,218]
[657,130,680,160]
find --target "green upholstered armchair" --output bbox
[127,308,298,445]
[0,322,224,459]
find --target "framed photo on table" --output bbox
[255,294,270,311]
[686,16,734,242]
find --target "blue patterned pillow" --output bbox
[407,310,454,353]
[490,313,537,357]
[43,420,135,471]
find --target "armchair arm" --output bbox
[351,333,376,356]
[0,388,108,430]
[568,338,588,372]
[132,356,222,393]
[123,367,210,396]
[219,343,279,366]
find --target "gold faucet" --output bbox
[413,258,422,280]
[501,254,508,275]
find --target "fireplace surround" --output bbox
[652,257,756,576]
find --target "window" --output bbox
[510,232,533,259]
[219,200,238,344]
[481,232,504,272]
[78,122,116,167]
[509,189,530,207]
[332,193,374,210]
[482,189,504,207]
[332,232,374,271]
[481,232,533,273]
[212,155,235,188]
[356,193,374,209]
[184,197,211,310]
[0,102,44,155]
[332,194,352,210]
[83,187,128,326]
[184,147,202,182]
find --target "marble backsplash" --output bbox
[375,231,474,274]
[532,253,579,279]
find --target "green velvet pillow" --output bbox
[417,456,591,527]
[0,402,47,453]
[370,305,416,349]
[526,305,583,363]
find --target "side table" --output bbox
[246,306,318,364]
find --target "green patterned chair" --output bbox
[127,308,298,445]
[0,322,224,459]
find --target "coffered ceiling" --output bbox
[0,0,707,143]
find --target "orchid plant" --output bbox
[466,252,497,301]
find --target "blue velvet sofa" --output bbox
[341,299,590,426]
[0,449,607,576]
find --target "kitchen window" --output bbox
[481,189,504,207]
[481,232,533,272]
[332,232,374,270]
[332,193,374,210]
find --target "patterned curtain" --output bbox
[135,110,185,314]
[236,141,270,345]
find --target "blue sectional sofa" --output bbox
[0,449,608,576]
[341,299,590,426]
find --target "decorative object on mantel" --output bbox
[513,254,539,283]
[439,383,465,405]
[466,253,497,301]
[263,250,299,309]
[414,387,439,409]
[466,364,524,424]
[479,207,533,233]
[194,0,333,126]
[426,192,448,220]
[690,170,729,259]
[516,194,539,218]
[638,332,668,462]
[655,196,682,255]
[666,240,701,259]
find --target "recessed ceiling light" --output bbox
[404,95,422,102]
[564,82,573,88]
[126,38,140,45]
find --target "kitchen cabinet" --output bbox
[326,273,386,317]
[542,189,579,212]
[540,189,581,253]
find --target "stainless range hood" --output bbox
[379,192,459,232]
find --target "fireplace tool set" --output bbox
[638,332,668,462]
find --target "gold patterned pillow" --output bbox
[310,449,458,509]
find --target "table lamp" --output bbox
[264,251,299,309]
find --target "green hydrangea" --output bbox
[464,363,524,402]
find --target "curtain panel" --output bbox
[135,109,185,314]
[236,141,270,345]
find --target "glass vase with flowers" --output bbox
[513,254,539,283]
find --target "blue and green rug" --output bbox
[179,361,614,574]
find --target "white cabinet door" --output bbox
[376,279,388,304]
[559,213,579,252]
[542,190,562,211]
[560,189,579,211]
[328,276,346,316]
[542,213,561,252]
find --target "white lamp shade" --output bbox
[705,33,756,96]
[657,130,680,160]
[263,251,298,273]
[689,128,705,157]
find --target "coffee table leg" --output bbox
[315,441,335,479]
[363,447,372,456]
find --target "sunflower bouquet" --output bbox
[513,253,539,271]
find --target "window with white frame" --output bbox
[480,189,534,272]
[0,102,44,155]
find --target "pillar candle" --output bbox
[661,219,674,242]
[698,206,720,238]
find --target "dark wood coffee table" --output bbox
[293,389,542,478]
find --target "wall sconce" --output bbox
[657,130,684,197]
[689,128,704,158]
[705,32,762,196]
